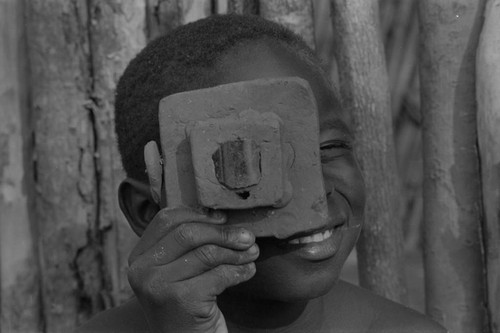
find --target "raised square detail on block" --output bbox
[189,110,284,209]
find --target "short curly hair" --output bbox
[115,14,324,181]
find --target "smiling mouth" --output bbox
[287,229,333,244]
[284,222,345,245]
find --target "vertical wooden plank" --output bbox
[331,0,407,303]
[146,0,182,40]
[0,0,41,332]
[228,0,258,15]
[215,0,228,14]
[259,0,316,49]
[146,0,211,41]
[418,0,488,331]
[476,0,500,331]
[26,0,101,330]
[87,0,147,306]
[27,0,149,328]
[385,0,419,118]
[180,0,211,24]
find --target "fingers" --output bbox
[130,207,226,262]
[135,223,255,267]
[185,263,256,301]
[158,243,259,282]
[138,263,256,312]
[126,205,254,333]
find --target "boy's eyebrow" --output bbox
[320,118,354,137]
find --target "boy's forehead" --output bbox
[214,40,348,126]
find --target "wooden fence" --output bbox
[0,0,498,332]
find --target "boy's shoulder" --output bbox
[75,281,447,333]
[74,298,149,333]
[324,280,447,332]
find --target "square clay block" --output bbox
[158,77,326,230]
[189,110,284,209]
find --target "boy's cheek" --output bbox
[322,159,366,216]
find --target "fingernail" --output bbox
[244,262,256,274]
[238,229,254,244]
[248,244,259,255]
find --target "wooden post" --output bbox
[228,0,258,15]
[146,0,211,41]
[330,0,406,303]
[26,1,103,329]
[0,0,41,332]
[384,0,419,118]
[87,0,146,307]
[147,0,183,40]
[418,1,488,331]
[476,0,500,331]
[259,0,316,49]
[26,0,146,330]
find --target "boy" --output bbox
[77,14,446,332]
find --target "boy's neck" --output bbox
[219,293,325,332]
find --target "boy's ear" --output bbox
[118,178,160,237]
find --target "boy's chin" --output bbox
[272,276,340,302]
[227,268,341,303]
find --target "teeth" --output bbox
[288,229,333,245]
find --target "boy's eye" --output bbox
[320,140,352,162]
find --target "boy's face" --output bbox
[211,40,366,301]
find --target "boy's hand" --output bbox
[127,207,258,333]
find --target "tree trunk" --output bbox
[418,1,488,331]
[384,0,418,118]
[27,1,97,330]
[259,0,316,49]
[476,0,500,331]
[26,1,145,330]
[330,0,406,303]
[146,0,211,41]
[0,0,41,332]
[228,0,258,15]
[87,0,147,307]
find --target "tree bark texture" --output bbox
[87,0,147,307]
[418,1,488,331]
[0,0,41,332]
[259,0,316,49]
[384,0,419,118]
[26,0,145,331]
[476,0,500,331]
[330,0,406,303]
[146,0,211,41]
[228,0,258,15]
